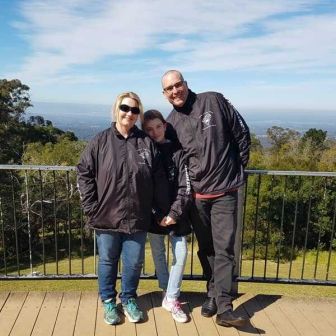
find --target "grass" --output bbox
[1,241,335,297]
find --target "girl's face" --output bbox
[144,118,166,143]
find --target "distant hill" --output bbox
[27,102,336,141]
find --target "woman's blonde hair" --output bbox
[112,92,144,123]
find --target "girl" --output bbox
[143,109,192,323]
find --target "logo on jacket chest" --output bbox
[199,110,216,130]
[137,148,151,165]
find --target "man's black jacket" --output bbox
[166,90,251,194]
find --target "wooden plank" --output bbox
[0,292,28,336]
[136,292,157,336]
[239,293,281,336]
[115,297,136,336]
[0,292,10,311]
[230,293,261,335]
[257,295,301,336]
[291,299,336,336]
[52,291,81,336]
[276,297,319,336]
[151,291,178,336]
[311,299,336,330]
[186,292,219,336]
[31,292,63,336]
[73,292,98,336]
[94,298,116,336]
[175,292,201,336]
[10,291,45,336]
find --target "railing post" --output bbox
[24,170,34,275]
[233,184,245,295]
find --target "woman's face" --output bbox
[144,118,166,143]
[117,97,139,130]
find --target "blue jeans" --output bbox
[148,233,187,299]
[96,230,146,304]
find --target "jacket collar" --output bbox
[111,122,139,139]
[174,89,196,115]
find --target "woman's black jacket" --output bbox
[77,123,170,233]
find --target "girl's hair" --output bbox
[143,109,166,127]
[112,92,144,123]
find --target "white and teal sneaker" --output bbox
[103,299,120,325]
[122,298,143,323]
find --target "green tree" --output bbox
[266,126,300,152]
[300,128,327,151]
[22,139,86,166]
[0,79,31,123]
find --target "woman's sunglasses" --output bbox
[119,104,140,115]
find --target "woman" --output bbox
[77,92,169,325]
[143,109,192,323]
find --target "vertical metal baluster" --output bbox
[301,176,315,279]
[11,172,20,275]
[66,171,71,275]
[0,196,7,275]
[326,194,336,281]
[289,176,301,279]
[264,176,275,279]
[239,176,249,277]
[190,231,195,279]
[24,170,34,275]
[251,174,261,278]
[53,171,58,275]
[142,240,146,276]
[93,230,97,275]
[39,170,46,275]
[80,208,84,274]
[276,176,287,279]
[314,178,327,279]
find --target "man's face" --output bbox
[162,72,189,107]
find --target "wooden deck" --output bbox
[0,291,335,336]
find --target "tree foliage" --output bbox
[0,79,78,164]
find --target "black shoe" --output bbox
[201,297,217,317]
[216,310,247,327]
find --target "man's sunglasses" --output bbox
[119,104,141,115]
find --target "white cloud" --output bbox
[9,0,333,82]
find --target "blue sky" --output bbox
[1,0,336,113]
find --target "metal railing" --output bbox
[0,165,335,286]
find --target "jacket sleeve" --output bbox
[218,93,251,167]
[168,148,192,221]
[151,144,170,223]
[76,139,99,216]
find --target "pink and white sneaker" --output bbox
[162,296,188,323]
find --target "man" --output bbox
[161,70,251,328]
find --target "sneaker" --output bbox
[162,296,188,323]
[103,299,120,325]
[122,298,143,323]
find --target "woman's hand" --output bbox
[159,216,176,227]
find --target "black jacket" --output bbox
[77,123,170,233]
[166,90,251,194]
[149,141,192,236]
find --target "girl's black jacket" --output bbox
[77,123,170,233]
[149,140,192,237]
